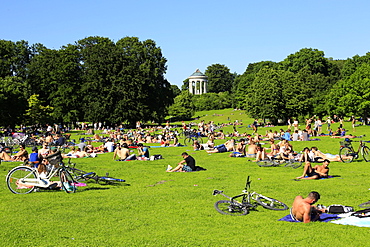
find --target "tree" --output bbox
[168,91,194,120]
[244,68,286,123]
[25,94,54,125]
[171,85,181,97]
[0,76,28,127]
[280,48,330,76]
[205,64,235,93]
[327,63,370,121]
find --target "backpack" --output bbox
[150,154,163,161]
[327,204,354,214]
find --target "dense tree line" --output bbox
[233,48,370,123]
[0,37,174,128]
[173,48,370,123]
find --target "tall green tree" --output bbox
[327,63,370,120]
[244,68,286,122]
[205,64,235,93]
[0,76,28,127]
[280,48,330,76]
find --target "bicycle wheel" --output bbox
[6,166,37,194]
[257,160,277,167]
[196,136,203,144]
[362,146,370,162]
[256,195,289,211]
[339,147,354,163]
[284,161,302,169]
[66,167,93,182]
[183,137,193,146]
[359,201,370,208]
[59,168,76,193]
[98,176,126,184]
[214,200,249,216]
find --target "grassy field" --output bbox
[1,109,370,246]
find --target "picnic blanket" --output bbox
[279,213,340,223]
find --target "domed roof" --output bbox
[189,69,207,78]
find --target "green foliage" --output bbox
[168,91,194,120]
[0,76,27,127]
[192,92,232,111]
[280,48,330,76]
[205,64,235,93]
[25,94,54,125]
[327,63,370,118]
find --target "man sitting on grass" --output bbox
[291,191,326,223]
[167,152,196,172]
[296,160,330,180]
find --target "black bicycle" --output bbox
[66,159,125,184]
[339,139,370,163]
[212,176,288,216]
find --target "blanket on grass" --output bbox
[279,213,340,223]
[331,215,370,227]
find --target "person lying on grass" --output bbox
[296,160,330,180]
[207,139,235,153]
[291,191,326,223]
[166,152,196,172]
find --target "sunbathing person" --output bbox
[246,140,257,158]
[207,139,235,153]
[113,143,130,161]
[310,146,341,162]
[291,191,325,223]
[296,160,330,180]
[12,144,28,161]
[229,139,246,157]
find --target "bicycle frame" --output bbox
[14,164,61,188]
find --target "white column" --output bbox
[189,80,192,94]
[199,81,203,94]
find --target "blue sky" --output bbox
[2,0,370,87]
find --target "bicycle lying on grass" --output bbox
[339,138,370,163]
[359,200,370,208]
[212,176,289,216]
[257,158,302,169]
[6,153,76,194]
[65,159,126,184]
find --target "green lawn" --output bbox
[1,109,370,246]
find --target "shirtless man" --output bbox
[113,143,130,161]
[296,160,330,180]
[207,139,235,153]
[246,140,257,158]
[291,191,326,223]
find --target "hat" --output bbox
[50,147,57,151]
[32,146,38,151]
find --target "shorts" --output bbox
[216,144,227,153]
[246,154,256,158]
[307,171,320,178]
[182,165,192,172]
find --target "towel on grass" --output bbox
[279,213,340,223]
[331,216,370,227]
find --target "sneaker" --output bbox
[166,165,172,171]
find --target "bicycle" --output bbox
[212,176,289,216]
[5,152,76,194]
[183,133,203,146]
[65,159,126,184]
[359,200,370,208]
[339,138,370,163]
[257,157,302,169]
